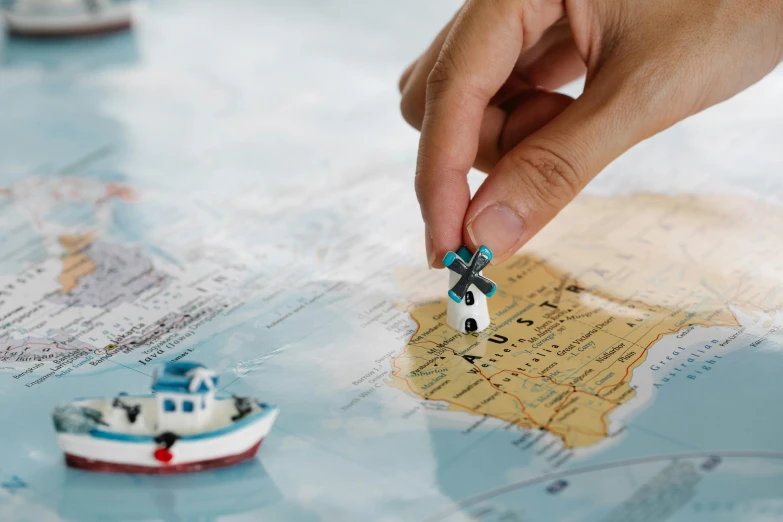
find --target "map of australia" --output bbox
[391,193,783,448]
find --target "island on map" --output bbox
[0,333,93,365]
[58,233,97,293]
[391,193,783,448]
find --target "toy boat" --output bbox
[3,0,133,37]
[52,362,278,474]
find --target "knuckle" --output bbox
[517,0,541,33]
[481,0,509,18]
[425,47,488,114]
[426,47,457,97]
[426,43,480,99]
[507,143,584,210]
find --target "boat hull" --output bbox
[4,5,132,37]
[56,402,278,474]
[64,439,264,474]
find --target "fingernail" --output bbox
[466,204,523,260]
[425,228,435,268]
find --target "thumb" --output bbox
[463,78,646,263]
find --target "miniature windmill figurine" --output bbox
[443,245,497,333]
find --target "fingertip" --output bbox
[465,203,526,263]
[424,224,455,270]
[429,239,456,269]
[415,166,471,271]
[477,245,493,262]
[483,247,515,266]
[425,227,440,269]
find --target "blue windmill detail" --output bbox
[443,245,497,303]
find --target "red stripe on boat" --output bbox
[64,439,263,474]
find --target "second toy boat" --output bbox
[52,361,278,474]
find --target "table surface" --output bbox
[1,0,780,197]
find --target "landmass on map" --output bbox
[0,332,93,364]
[0,304,224,367]
[0,172,256,376]
[50,233,170,309]
[391,193,783,448]
[58,233,97,293]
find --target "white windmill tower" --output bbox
[443,246,496,334]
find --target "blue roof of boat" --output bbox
[152,362,218,394]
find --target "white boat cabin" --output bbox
[151,362,218,432]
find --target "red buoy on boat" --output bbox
[154,448,173,463]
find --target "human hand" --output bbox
[400,0,783,267]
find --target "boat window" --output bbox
[183,400,194,412]
[163,399,176,412]
[201,397,206,409]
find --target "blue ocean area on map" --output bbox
[44,202,95,228]
[444,340,783,522]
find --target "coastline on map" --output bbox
[588,307,781,458]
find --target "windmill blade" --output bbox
[472,276,496,297]
[470,247,492,274]
[445,246,497,301]
[443,252,468,275]
[449,275,472,302]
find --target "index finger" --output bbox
[415,0,564,266]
